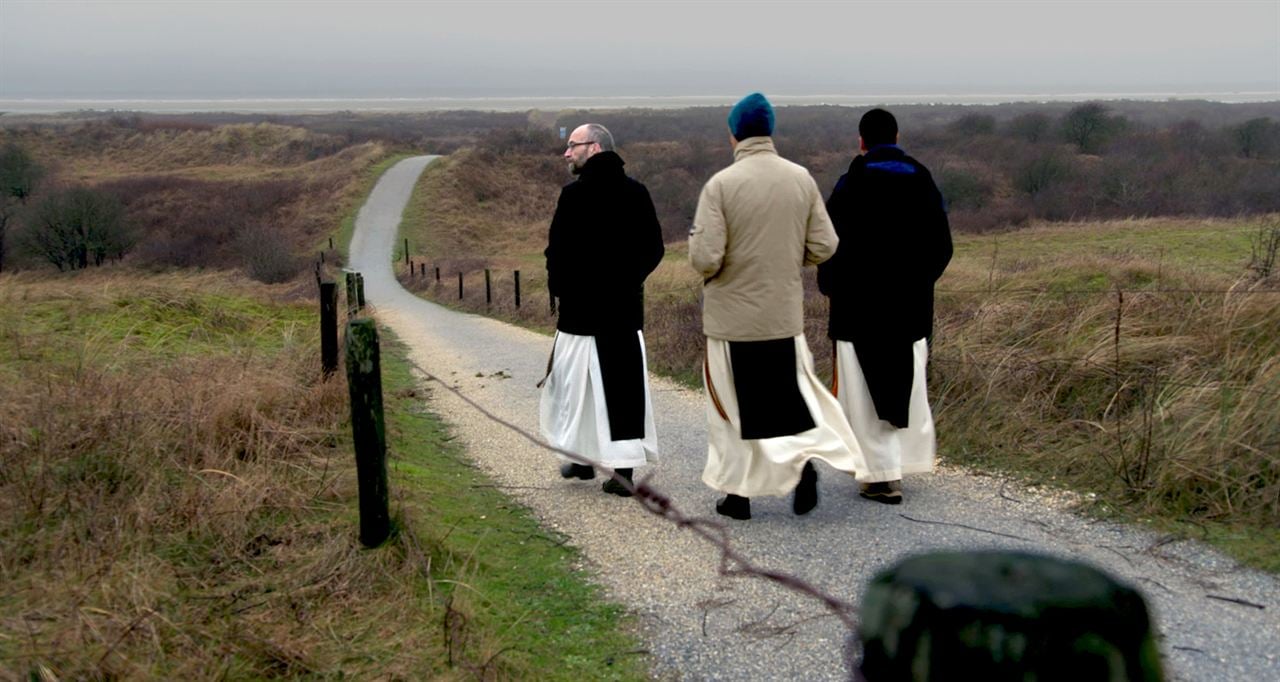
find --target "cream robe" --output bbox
[833,338,936,483]
[702,335,867,496]
[539,331,658,469]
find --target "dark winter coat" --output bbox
[817,144,952,426]
[545,151,664,336]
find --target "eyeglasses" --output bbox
[565,140,596,150]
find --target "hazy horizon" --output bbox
[2,0,1276,107]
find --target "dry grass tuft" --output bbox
[0,271,481,678]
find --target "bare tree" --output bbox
[21,187,134,271]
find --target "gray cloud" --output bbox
[2,0,1276,98]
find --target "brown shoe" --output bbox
[859,480,903,505]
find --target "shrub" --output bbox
[236,223,302,283]
[0,142,44,200]
[1006,112,1052,143]
[1060,103,1123,154]
[1013,151,1072,196]
[20,186,134,270]
[1230,117,1278,159]
[947,113,997,137]
[937,168,994,211]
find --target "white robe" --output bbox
[539,331,658,469]
[833,338,936,483]
[702,334,867,497]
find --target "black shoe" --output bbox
[559,463,595,480]
[859,480,903,505]
[715,494,751,520]
[602,468,634,497]
[793,461,819,516]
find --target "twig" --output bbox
[1205,594,1266,610]
[897,513,1036,543]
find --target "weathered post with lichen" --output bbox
[320,281,337,377]
[344,319,390,548]
[858,550,1163,681]
[345,271,357,317]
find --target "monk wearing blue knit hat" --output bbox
[727,91,775,141]
[689,92,869,521]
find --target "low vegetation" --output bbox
[0,120,388,278]
[0,271,644,679]
[399,130,1280,571]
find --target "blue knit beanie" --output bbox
[727,92,775,140]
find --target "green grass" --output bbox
[0,271,648,678]
[950,217,1263,282]
[377,327,648,679]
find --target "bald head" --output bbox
[564,122,616,174]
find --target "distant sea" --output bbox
[2,91,1279,114]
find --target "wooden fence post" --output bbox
[329,236,334,250]
[320,281,337,377]
[355,273,366,310]
[435,267,440,282]
[419,263,425,278]
[344,319,390,548]
[404,238,409,262]
[457,272,464,300]
[514,270,521,308]
[345,272,357,317]
[484,269,492,305]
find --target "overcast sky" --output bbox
[1,0,1277,99]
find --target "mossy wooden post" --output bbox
[858,550,1164,682]
[355,273,366,310]
[345,319,390,548]
[514,270,521,308]
[320,281,338,377]
[345,271,357,317]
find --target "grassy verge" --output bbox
[378,327,647,680]
[0,270,645,679]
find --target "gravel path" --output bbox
[350,155,1279,681]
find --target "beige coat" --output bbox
[689,137,838,341]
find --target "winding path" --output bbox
[349,155,1279,680]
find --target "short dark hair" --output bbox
[859,108,898,147]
